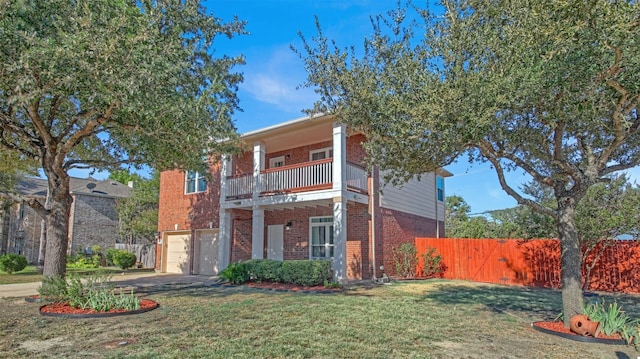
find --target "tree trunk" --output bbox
[42,172,72,278]
[557,197,584,327]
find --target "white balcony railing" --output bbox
[262,159,332,193]
[225,159,368,200]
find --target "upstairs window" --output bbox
[310,147,333,161]
[269,156,285,168]
[185,171,207,194]
[436,176,444,202]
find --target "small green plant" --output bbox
[0,254,28,274]
[112,250,136,270]
[38,272,140,312]
[583,299,639,348]
[392,243,417,278]
[324,279,342,289]
[420,247,443,278]
[220,262,249,284]
[37,276,68,302]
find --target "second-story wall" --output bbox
[157,162,222,233]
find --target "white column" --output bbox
[253,142,265,199]
[332,122,348,282]
[333,196,347,282]
[218,154,232,270]
[252,207,264,259]
[218,209,232,270]
[332,123,346,191]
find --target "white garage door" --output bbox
[165,233,191,274]
[194,229,219,275]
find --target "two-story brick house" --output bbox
[0,177,131,263]
[156,114,451,281]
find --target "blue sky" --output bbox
[73,0,639,215]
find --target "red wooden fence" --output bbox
[415,237,640,294]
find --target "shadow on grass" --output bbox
[418,281,640,321]
[420,282,563,320]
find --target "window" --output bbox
[269,156,285,168]
[310,217,334,259]
[185,171,207,194]
[436,176,444,202]
[310,147,333,161]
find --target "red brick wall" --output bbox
[264,206,333,260]
[347,202,370,279]
[155,162,222,270]
[380,207,438,277]
[231,209,252,263]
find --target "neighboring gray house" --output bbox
[0,177,131,263]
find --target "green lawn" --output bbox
[1,280,639,358]
[0,266,154,284]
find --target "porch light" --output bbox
[285,221,292,230]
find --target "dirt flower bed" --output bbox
[532,321,626,344]
[244,281,343,293]
[40,299,158,316]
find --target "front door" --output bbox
[267,225,284,261]
[194,229,219,275]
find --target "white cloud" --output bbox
[241,45,316,114]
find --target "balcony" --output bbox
[225,159,368,201]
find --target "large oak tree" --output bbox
[0,0,245,278]
[297,0,640,325]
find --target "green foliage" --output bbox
[584,299,639,347]
[105,248,118,266]
[0,254,28,274]
[297,0,640,321]
[244,259,284,283]
[38,272,140,312]
[37,275,68,302]
[281,260,332,286]
[112,250,137,270]
[111,170,160,244]
[66,254,100,269]
[392,243,417,278]
[0,0,246,278]
[219,262,249,284]
[420,247,443,278]
[223,260,332,286]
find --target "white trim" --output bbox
[185,170,207,194]
[269,155,285,168]
[309,216,334,259]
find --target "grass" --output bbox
[1,279,639,358]
[0,266,154,284]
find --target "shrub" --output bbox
[393,242,417,278]
[420,247,443,278]
[38,276,68,302]
[0,254,28,274]
[219,262,249,284]
[105,248,118,266]
[112,250,136,270]
[66,255,100,269]
[281,260,332,286]
[245,259,284,282]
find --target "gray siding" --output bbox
[379,172,445,221]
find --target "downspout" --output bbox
[435,174,440,238]
[370,173,377,280]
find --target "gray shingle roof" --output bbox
[16,177,131,199]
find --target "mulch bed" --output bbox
[243,281,343,293]
[531,321,626,345]
[39,299,159,318]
